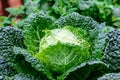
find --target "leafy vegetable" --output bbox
[0,11,112,80]
[35,26,90,75]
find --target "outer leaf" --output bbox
[54,12,99,30]
[0,59,17,78]
[0,27,29,79]
[14,73,41,80]
[58,61,109,80]
[35,27,90,75]
[23,11,54,55]
[5,6,24,15]
[13,47,54,80]
[102,29,120,71]
[98,72,120,80]
[92,23,115,60]
[0,27,25,61]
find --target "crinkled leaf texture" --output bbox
[0,27,25,61]
[0,27,25,79]
[0,59,17,78]
[58,61,108,80]
[35,26,90,75]
[13,46,54,80]
[102,29,120,71]
[92,23,115,60]
[98,72,120,80]
[54,12,98,30]
[23,11,54,55]
[14,73,41,80]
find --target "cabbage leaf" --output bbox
[23,11,54,55]
[58,61,108,80]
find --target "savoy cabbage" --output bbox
[0,11,111,80]
[35,26,90,74]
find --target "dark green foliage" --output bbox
[13,47,41,76]
[0,27,25,61]
[0,59,17,79]
[13,47,50,80]
[0,27,25,79]
[1,0,120,28]
[92,23,115,60]
[98,72,120,80]
[102,29,120,71]
[14,73,41,80]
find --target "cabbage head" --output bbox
[35,26,90,74]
